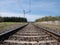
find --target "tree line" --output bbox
[0,17,27,22]
[36,16,60,22]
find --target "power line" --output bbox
[29,0,31,13]
[23,0,31,18]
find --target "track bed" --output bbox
[0,23,60,45]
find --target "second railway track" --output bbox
[0,23,60,45]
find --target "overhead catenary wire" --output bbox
[23,0,31,18]
[17,0,31,18]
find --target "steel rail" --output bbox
[33,24,60,42]
[0,24,28,41]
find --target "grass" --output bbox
[0,22,27,32]
[35,22,60,34]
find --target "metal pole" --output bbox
[23,0,31,18]
[29,0,31,14]
[23,10,25,18]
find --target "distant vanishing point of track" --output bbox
[0,23,60,45]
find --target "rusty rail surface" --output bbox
[33,24,60,42]
[0,23,60,45]
[0,24,28,41]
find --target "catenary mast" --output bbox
[23,0,31,18]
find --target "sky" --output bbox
[0,0,60,22]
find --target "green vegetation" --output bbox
[0,22,20,29]
[35,23,60,33]
[0,22,27,33]
[36,16,60,22]
[0,16,27,33]
[0,17,27,22]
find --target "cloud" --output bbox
[0,0,60,21]
[0,12,43,22]
[17,0,60,15]
[0,0,59,12]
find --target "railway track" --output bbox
[0,23,60,45]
